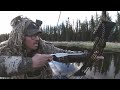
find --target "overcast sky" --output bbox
[0,11,119,34]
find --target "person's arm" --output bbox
[43,41,104,63]
[0,56,32,77]
[0,54,53,77]
[43,41,82,53]
[43,41,87,63]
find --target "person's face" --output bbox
[24,34,40,51]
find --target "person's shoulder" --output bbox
[0,40,8,47]
[44,41,53,45]
[40,39,54,48]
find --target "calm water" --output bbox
[49,53,120,79]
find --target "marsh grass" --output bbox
[51,41,120,53]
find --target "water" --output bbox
[49,53,120,79]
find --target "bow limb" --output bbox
[72,11,116,77]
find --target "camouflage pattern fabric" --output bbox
[0,16,77,79]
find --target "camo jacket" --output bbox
[0,16,86,79]
[0,40,83,79]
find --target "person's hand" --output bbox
[96,56,104,60]
[93,51,104,60]
[32,54,53,68]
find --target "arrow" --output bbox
[51,52,85,58]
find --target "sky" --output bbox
[0,11,119,34]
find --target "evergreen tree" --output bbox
[89,15,96,41]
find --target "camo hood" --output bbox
[0,15,43,56]
[0,15,68,79]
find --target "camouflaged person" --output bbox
[0,15,85,79]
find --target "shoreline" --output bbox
[51,41,120,53]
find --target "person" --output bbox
[0,15,104,79]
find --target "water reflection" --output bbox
[49,53,120,79]
[49,61,82,79]
[88,53,120,79]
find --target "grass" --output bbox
[50,41,120,53]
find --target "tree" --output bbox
[89,15,96,41]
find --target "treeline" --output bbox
[1,12,120,43]
[40,11,120,42]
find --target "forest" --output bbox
[0,12,120,43]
